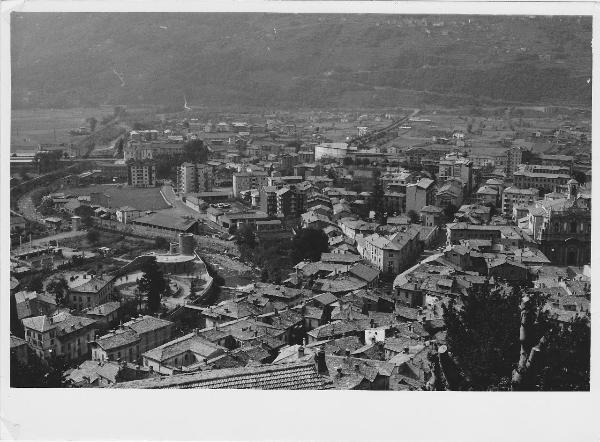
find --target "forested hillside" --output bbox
[11,13,592,109]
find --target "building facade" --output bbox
[127,162,157,187]
[177,163,214,195]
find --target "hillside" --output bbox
[11,13,592,109]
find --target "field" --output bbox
[11,107,114,154]
[60,184,170,211]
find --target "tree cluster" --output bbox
[137,257,167,313]
[438,283,590,391]
[290,228,329,264]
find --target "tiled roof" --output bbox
[320,253,361,264]
[349,263,380,283]
[86,301,121,317]
[133,211,198,231]
[125,316,173,335]
[96,329,140,351]
[143,333,225,362]
[311,292,338,306]
[10,335,28,349]
[112,362,330,390]
[71,274,115,294]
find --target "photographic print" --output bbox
[8,10,591,394]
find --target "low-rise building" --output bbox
[22,311,97,361]
[142,332,227,375]
[90,315,174,363]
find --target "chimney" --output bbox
[298,346,305,357]
[345,348,351,357]
[370,318,375,328]
[148,366,153,372]
[336,367,343,378]
[403,346,409,354]
[315,349,327,375]
[354,363,360,372]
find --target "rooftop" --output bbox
[112,362,330,390]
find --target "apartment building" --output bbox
[502,187,540,216]
[127,161,156,187]
[232,171,269,197]
[177,162,214,194]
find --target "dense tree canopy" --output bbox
[441,283,590,391]
[183,139,208,163]
[47,276,70,307]
[290,228,329,264]
[137,257,166,313]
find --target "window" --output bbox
[570,222,577,234]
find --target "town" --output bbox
[9,102,591,391]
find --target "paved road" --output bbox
[11,230,87,254]
[17,190,45,223]
[160,184,201,217]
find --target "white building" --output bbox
[314,142,356,161]
[502,187,540,216]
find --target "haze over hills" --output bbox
[11,13,592,110]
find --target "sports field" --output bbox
[61,184,170,211]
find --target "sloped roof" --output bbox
[143,333,225,362]
[132,211,198,232]
[112,362,330,390]
[96,329,140,351]
[125,316,173,335]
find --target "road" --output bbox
[11,230,87,254]
[17,189,45,223]
[160,184,201,217]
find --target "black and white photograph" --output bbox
[1,1,597,440]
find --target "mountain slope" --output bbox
[11,13,592,109]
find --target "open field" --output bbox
[11,107,114,154]
[60,184,170,211]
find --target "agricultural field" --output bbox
[11,107,114,154]
[60,184,170,211]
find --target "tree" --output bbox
[407,210,420,224]
[342,156,354,166]
[183,139,208,163]
[74,205,95,227]
[369,180,386,223]
[290,228,329,264]
[10,294,24,337]
[137,257,166,313]
[443,203,458,220]
[572,170,586,184]
[38,197,55,216]
[442,283,521,390]
[47,276,70,307]
[27,275,44,293]
[235,224,257,260]
[441,283,590,391]
[260,268,269,282]
[483,202,496,218]
[87,229,100,244]
[205,261,225,287]
[115,137,125,156]
[86,117,98,132]
[154,237,170,250]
